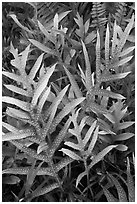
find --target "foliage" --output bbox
[2,2,135,202]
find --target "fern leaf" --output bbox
[55,157,74,172]
[81,41,92,91]
[3,166,53,176]
[114,133,134,141]
[11,141,48,162]
[32,64,56,106]
[2,96,30,112]
[108,174,128,202]
[4,84,30,97]
[38,21,55,43]
[76,171,86,187]
[96,30,101,84]
[3,167,30,175]
[100,71,131,82]
[83,120,97,146]
[2,71,24,84]
[9,14,33,34]
[105,24,110,70]
[6,107,30,120]
[60,148,81,161]
[102,186,118,202]
[64,66,83,98]
[20,45,30,71]
[49,97,85,134]
[28,53,44,81]
[127,157,135,202]
[32,183,59,198]
[93,89,125,100]
[89,145,117,169]
[87,101,111,114]
[47,10,71,29]
[117,121,135,130]
[64,141,81,151]
[119,46,135,57]
[49,118,71,158]
[116,14,134,55]
[42,85,69,139]
[29,39,58,57]
[87,126,99,154]
[37,86,51,113]
[113,56,133,67]
[37,141,48,154]
[2,122,19,133]
[111,24,117,57]
[2,129,34,141]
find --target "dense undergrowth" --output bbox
[2,2,135,202]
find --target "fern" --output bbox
[91,2,107,29]
[2,43,85,199]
